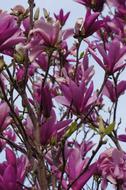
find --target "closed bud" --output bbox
[14,51,25,64]
[0,56,5,71]
[11,5,25,16]
[34,7,40,21]
[74,18,85,38]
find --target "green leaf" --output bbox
[104,122,115,135]
[64,122,77,139]
[79,51,84,59]
[99,117,105,135]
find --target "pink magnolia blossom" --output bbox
[0,12,25,55]
[106,17,125,42]
[74,9,103,38]
[74,0,106,12]
[54,9,70,26]
[75,52,95,83]
[103,80,126,102]
[25,110,71,145]
[40,110,71,145]
[97,148,126,189]
[118,134,126,142]
[45,141,96,189]
[28,18,61,62]
[27,18,73,62]
[65,141,96,190]
[16,64,37,81]
[23,18,30,34]
[0,148,28,190]
[56,80,97,114]
[66,146,96,190]
[89,40,126,74]
[33,83,53,117]
[35,53,48,71]
[0,102,11,132]
[107,0,126,7]
[4,129,16,142]
[118,129,126,142]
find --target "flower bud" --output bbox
[0,56,5,71]
[74,18,85,37]
[34,7,40,21]
[14,51,25,64]
[12,5,25,15]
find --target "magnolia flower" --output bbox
[33,83,53,117]
[27,17,74,62]
[40,110,71,145]
[0,148,28,190]
[107,0,126,7]
[0,11,25,55]
[74,0,106,11]
[27,18,61,62]
[54,9,70,26]
[16,64,37,81]
[118,128,126,142]
[4,129,16,142]
[35,53,48,71]
[74,9,103,38]
[0,102,11,132]
[89,40,126,74]
[24,110,71,145]
[66,143,97,190]
[45,141,96,190]
[56,80,97,114]
[98,148,126,189]
[103,80,126,102]
[76,52,95,83]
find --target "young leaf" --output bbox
[64,121,77,139]
[104,122,115,135]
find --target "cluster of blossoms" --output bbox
[1,0,126,189]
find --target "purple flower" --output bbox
[40,85,53,118]
[24,110,71,145]
[74,9,103,38]
[89,40,126,74]
[118,129,126,142]
[40,110,71,145]
[33,82,53,117]
[16,67,25,81]
[76,52,95,83]
[0,12,25,55]
[4,129,16,142]
[36,53,48,71]
[108,0,126,7]
[46,141,95,189]
[118,134,126,142]
[74,0,106,12]
[28,18,61,61]
[65,141,96,189]
[98,148,126,189]
[0,102,11,132]
[56,80,97,114]
[16,64,37,81]
[54,9,70,26]
[0,148,28,190]
[103,80,126,102]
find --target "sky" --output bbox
[0,0,126,125]
[0,0,126,131]
[0,0,84,27]
[0,1,126,189]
